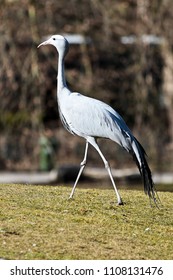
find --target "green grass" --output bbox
[0,184,173,260]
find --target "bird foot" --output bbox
[117,200,124,206]
[68,194,73,200]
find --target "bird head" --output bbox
[37,35,69,55]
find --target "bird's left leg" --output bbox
[87,137,123,205]
[69,141,89,199]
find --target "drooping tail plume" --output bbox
[131,138,160,206]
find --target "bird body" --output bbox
[59,91,131,145]
[38,35,158,206]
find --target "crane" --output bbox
[38,35,158,206]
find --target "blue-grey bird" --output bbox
[38,35,158,205]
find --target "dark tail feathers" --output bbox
[131,138,160,206]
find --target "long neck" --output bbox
[57,52,67,94]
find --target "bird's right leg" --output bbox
[69,141,89,199]
[87,137,123,205]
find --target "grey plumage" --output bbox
[38,35,159,206]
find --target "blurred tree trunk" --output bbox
[162,42,173,146]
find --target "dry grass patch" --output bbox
[0,184,173,259]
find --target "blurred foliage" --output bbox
[0,0,173,170]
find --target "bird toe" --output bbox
[117,200,124,206]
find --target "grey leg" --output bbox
[69,141,89,199]
[87,137,123,205]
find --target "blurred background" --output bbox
[0,0,173,181]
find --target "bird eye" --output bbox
[53,38,56,40]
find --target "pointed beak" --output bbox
[37,39,51,48]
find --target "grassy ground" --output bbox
[0,183,173,260]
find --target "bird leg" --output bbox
[105,162,124,205]
[69,141,89,199]
[87,137,123,205]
